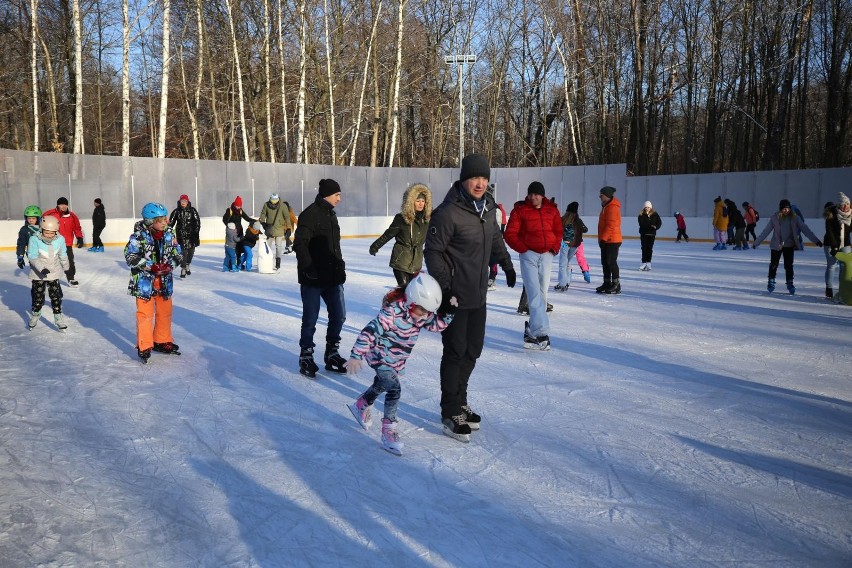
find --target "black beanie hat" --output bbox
[779,198,791,210]
[714,196,722,203]
[459,153,490,182]
[527,181,545,196]
[318,178,341,198]
[567,201,579,213]
[600,186,616,199]
[57,197,69,206]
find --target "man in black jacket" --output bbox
[293,179,347,378]
[424,153,516,442]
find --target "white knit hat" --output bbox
[644,201,653,209]
[839,192,850,206]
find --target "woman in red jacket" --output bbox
[597,186,622,294]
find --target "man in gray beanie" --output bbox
[293,178,347,378]
[425,153,516,443]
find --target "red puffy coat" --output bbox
[504,197,563,255]
[43,208,83,246]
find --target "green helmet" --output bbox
[24,205,42,218]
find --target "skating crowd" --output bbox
[13,161,852,453]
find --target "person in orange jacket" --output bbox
[43,197,84,286]
[596,186,623,294]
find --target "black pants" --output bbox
[599,242,621,282]
[285,229,293,248]
[393,269,413,288]
[439,304,487,419]
[768,247,796,282]
[92,225,104,247]
[31,280,63,313]
[676,229,689,242]
[640,234,656,263]
[180,244,196,268]
[65,246,76,280]
[745,224,757,242]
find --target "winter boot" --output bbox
[461,405,481,430]
[441,414,472,443]
[826,287,834,299]
[54,313,68,330]
[275,257,281,271]
[767,278,776,293]
[137,347,152,362]
[786,281,796,295]
[324,343,347,373]
[583,270,591,283]
[733,245,742,250]
[381,419,403,456]
[185,265,191,276]
[347,397,372,430]
[28,311,40,329]
[299,347,319,378]
[596,280,611,294]
[713,243,721,250]
[487,278,496,291]
[639,263,647,271]
[180,267,187,278]
[605,278,621,294]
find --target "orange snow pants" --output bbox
[136,295,173,351]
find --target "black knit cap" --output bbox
[459,153,490,182]
[779,198,791,210]
[567,201,579,213]
[600,186,616,199]
[318,178,341,198]
[527,181,546,196]
[57,197,69,206]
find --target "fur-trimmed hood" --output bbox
[401,183,432,224]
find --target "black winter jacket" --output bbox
[169,202,201,247]
[293,195,346,286]
[92,204,106,230]
[424,182,513,309]
[222,206,254,239]
[638,211,662,236]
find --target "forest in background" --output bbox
[1,0,850,175]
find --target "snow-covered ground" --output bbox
[0,238,850,567]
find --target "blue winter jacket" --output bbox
[124,220,183,300]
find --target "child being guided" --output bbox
[345,273,455,455]
[27,216,70,329]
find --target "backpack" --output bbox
[754,208,759,222]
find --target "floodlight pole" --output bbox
[444,54,477,166]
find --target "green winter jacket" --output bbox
[370,212,429,274]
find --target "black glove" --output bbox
[504,267,517,288]
[17,256,25,269]
[193,235,201,247]
[438,292,458,315]
[39,268,50,278]
[369,247,377,256]
[76,237,85,248]
[815,240,823,248]
[830,248,838,257]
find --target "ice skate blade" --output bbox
[441,425,471,443]
[347,402,371,430]
[382,441,403,456]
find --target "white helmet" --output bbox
[41,216,59,232]
[405,273,442,313]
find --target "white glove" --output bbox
[344,358,363,375]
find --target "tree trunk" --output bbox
[225,0,251,161]
[349,0,382,166]
[30,0,40,152]
[386,0,407,167]
[322,0,338,164]
[72,0,84,154]
[296,0,307,163]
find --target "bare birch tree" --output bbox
[225,0,250,161]
[263,0,276,162]
[296,0,307,163]
[349,0,382,166]
[72,0,84,153]
[386,0,407,167]
[156,0,171,157]
[30,0,40,151]
[276,0,291,162]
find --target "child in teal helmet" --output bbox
[124,202,184,362]
[16,205,42,270]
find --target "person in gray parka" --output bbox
[754,198,822,294]
[258,193,293,271]
[369,183,433,287]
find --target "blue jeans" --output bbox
[519,250,553,337]
[361,368,401,422]
[300,284,346,350]
[557,243,577,287]
[223,246,237,270]
[241,247,253,270]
